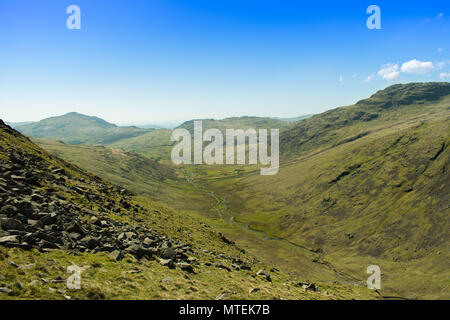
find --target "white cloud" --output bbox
[400,59,434,74]
[362,73,376,83]
[440,72,450,79]
[339,75,343,83]
[378,63,400,80]
[436,61,446,69]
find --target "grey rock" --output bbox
[51,276,64,284]
[1,218,24,231]
[16,200,34,215]
[256,269,271,282]
[161,277,173,283]
[30,280,41,286]
[159,247,177,260]
[110,250,124,261]
[0,235,21,244]
[159,258,174,269]
[79,236,99,250]
[0,205,17,215]
[143,237,155,247]
[38,213,57,225]
[299,282,318,292]
[176,262,195,274]
[0,288,12,294]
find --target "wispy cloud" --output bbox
[436,61,446,69]
[339,75,343,83]
[425,12,445,22]
[378,63,400,80]
[440,72,450,79]
[362,73,376,83]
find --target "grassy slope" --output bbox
[107,116,296,161]
[177,116,294,133]
[32,133,380,296]
[107,129,174,161]
[191,84,450,299]
[35,139,363,288]
[281,82,450,157]
[33,138,214,217]
[1,121,377,300]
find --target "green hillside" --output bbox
[0,120,375,300]
[280,82,450,158]
[107,116,295,161]
[5,82,449,299]
[107,129,174,161]
[33,138,213,216]
[188,82,450,299]
[177,116,293,134]
[15,112,150,146]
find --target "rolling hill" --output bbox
[15,112,151,146]
[177,116,294,134]
[107,129,174,161]
[108,116,299,161]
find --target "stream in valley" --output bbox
[180,167,364,287]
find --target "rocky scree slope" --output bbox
[0,119,245,273]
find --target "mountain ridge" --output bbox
[15,112,151,146]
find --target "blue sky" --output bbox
[0,0,449,124]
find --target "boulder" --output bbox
[256,269,271,282]
[110,250,124,261]
[79,236,100,250]
[159,247,177,260]
[38,213,57,225]
[159,258,174,269]
[16,201,34,215]
[0,235,21,244]
[0,205,17,215]
[1,218,24,231]
[176,262,195,274]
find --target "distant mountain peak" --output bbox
[14,112,150,145]
[59,111,115,125]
